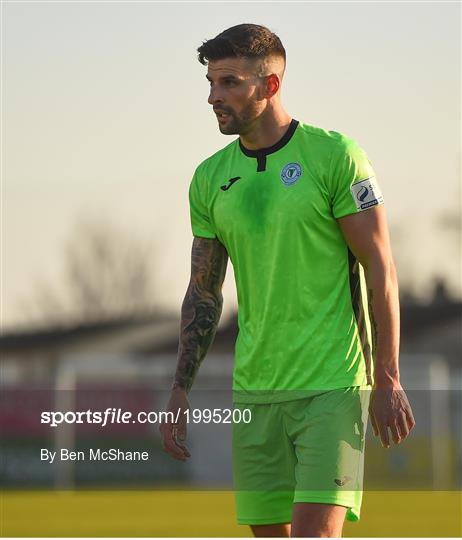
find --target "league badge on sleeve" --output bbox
[350,176,384,210]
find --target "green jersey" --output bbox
[189,119,384,403]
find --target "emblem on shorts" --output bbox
[280,162,302,186]
[334,475,352,486]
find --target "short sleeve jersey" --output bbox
[189,120,384,403]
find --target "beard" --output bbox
[218,114,241,135]
[216,102,260,135]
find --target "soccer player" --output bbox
[159,24,415,537]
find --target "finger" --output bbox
[164,437,188,461]
[405,406,416,431]
[173,427,191,457]
[389,420,401,445]
[397,411,409,440]
[170,425,189,457]
[376,417,390,448]
[173,438,191,458]
[160,429,185,459]
[399,392,415,428]
[161,425,189,461]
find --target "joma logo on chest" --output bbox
[220,176,241,191]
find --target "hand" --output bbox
[369,383,415,448]
[159,387,191,461]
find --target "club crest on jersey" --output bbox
[280,162,302,186]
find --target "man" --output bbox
[159,24,415,537]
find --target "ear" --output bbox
[263,73,280,98]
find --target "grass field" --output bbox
[1,490,461,537]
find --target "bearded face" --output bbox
[206,57,270,136]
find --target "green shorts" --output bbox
[232,386,370,525]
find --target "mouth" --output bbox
[215,110,231,121]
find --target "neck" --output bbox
[239,105,292,150]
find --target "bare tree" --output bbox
[23,213,158,326]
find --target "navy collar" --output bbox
[238,119,299,172]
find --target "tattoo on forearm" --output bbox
[174,237,228,392]
[368,287,379,354]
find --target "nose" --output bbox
[208,85,224,106]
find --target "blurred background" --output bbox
[1,1,461,537]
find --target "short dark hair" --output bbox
[197,24,286,66]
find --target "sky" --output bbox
[2,1,461,330]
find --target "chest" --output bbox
[209,156,332,241]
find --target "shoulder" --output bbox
[297,121,364,157]
[193,138,239,178]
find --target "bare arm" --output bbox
[173,236,229,391]
[338,205,415,447]
[338,205,400,385]
[159,236,228,460]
